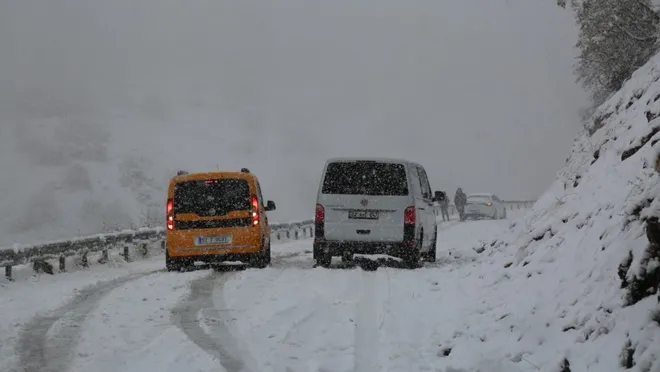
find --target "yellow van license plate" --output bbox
[195,235,232,246]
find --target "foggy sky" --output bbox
[0,0,587,240]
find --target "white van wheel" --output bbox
[341,251,354,262]
[404,233,422,268]
[425,228,437,263]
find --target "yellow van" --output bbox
[165,168,276,271]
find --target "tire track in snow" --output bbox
[171,271,251,372]
[16,269,164,372]
[171,251,311,372]
[353,271,381,372]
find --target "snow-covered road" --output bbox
[2,216,527,372]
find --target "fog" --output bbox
[0,0,587,245]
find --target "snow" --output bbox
[0,255,165,372]
[7,45,660,369]
[0,189,645,372]
[481,51,660,371]
[70,270,220,372]
[216,220,520,372]
[0,219,515,372]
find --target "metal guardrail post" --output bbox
[139,243,149,258]
[81,250,89,268]
[99,249,109,264]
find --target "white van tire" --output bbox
[316,253,331,268]
[403,233,422,267]
[425,228,437,263]
[314,243,332,268]
[341,251,354,263]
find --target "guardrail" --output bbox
[0,200,535,281]
[437,200,536,216]
[0,219,314,281]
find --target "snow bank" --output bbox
[485,52,660,371]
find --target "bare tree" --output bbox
[559,0,660,104]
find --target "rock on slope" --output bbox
[481,54,660,371]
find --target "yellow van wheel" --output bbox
[165,249,183,272]
[249,239,271,269]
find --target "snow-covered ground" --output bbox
[1,215,529,372]
[0,256,166,372]
[0,238,318,372]
[2,187,655,372]
[219,217,574,372]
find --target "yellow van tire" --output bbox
[165,249,183,272]
[249,239,271,269]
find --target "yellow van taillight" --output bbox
[251,195,259,226]
[166,198,174,230]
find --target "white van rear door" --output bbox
[318,161,410,242]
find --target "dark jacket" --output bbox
[454,188,467,207]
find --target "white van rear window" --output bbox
[322,162,408,196]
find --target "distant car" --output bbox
[464,193,506,220]
[165,168,276,271]
[313,157,439,267]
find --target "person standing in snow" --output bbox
[437,191,450,221]
[454,188,467,221]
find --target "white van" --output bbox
[313,157,439,267]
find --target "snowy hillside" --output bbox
[479,53,660,370]
[0,110,319,247]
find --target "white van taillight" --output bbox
[403,206,416,243]
[315,204,325,240]
[404,206,416,225]
[315,204,325,223]
[251,195,260,226]
[167,199,174,230]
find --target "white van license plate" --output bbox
[195,235,232,246]
[348,210,379,220]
